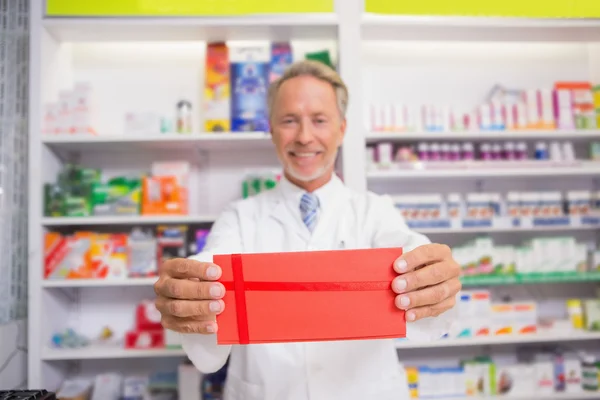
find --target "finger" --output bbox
[161,315,219,334]
[156,298,225,318]
[393,243,451,274]
[395,277,461,310]
[162,258,222,281]
[392,259,459,294]
[405,295,456,323]
[156,278,225,300]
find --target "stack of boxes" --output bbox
[44,162,190,218]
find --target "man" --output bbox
[154,60,462,400]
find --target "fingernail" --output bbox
[206,323,216,333]
[394,279,407,293]
[210,284,223,298]
[400,296,410,308]
[206,266,219,279]
[406,311,416,322]
[395,259,408,273]
[209,301,222,313]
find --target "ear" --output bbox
[338,118,347,146]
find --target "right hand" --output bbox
[154,258,226,334]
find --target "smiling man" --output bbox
[154,60,461,400]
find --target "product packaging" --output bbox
[524,89,541,129]
[241,170,280,199]
[57,90,72,134]
[142,162,190,215]
[128,228,158,278]
[583,299,600,331]
[70,82,97,135]
[193,229,210,254]
[512,302,537,334]
[535,354,555,395]
[269,42,293,83]
[92,177,141,216]
[125,300,165,349]
[157,225,188,265]
[230,45,270,132]
[540,88,556,129]
[204,42,230,132]
[124,112,161,135]
[214,248,405,344]
[44,232,128,280]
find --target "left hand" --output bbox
[391,243,461,322]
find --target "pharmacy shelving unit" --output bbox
[27,0,600,393]
[359,6,600,393]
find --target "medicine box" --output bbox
[204,42,230,132]
[230,45,270,132]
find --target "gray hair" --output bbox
[267,60,348,120]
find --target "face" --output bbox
[270,75,346,190]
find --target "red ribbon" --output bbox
[225,254,392,345]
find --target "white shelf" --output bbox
[420,393,600,400]
[41,346,186,361]
[367,162,600,179]
[42,215,217,226]
[42,132,274,156]
[396,331,600,349]
[43,14,338,42]
[362,14,600,42]
[366,130,600,142]
[42,278,158,288]
[416,224,599,234]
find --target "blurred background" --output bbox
[1,0,600,398]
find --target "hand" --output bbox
[391,243,461,322]
[154,258,226,334]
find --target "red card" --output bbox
[214,248,405,345]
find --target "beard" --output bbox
[283,148,338,182]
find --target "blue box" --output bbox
[230,46,270,132]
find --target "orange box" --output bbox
[214,248,405,345]
[142,176,188,215]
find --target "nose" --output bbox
[295,119,314,145]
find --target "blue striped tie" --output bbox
[300,193,319,233]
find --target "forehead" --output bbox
[274,75,337,109]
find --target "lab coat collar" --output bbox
[269,172,349,240]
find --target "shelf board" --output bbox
[42,215,217,226]
[366,130,600,142]
[41,346,186,361]
[416,223,600,234]
[461,271,600,286]
[42,132,274,155]
[362,14,600,42]
[41,272,600,289]
[367,162,600,179]
[419,392,600,400]
[396,331,600,350]
[42,277,158,288]
[43,14,338,42]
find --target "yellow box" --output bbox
[46,0,334,16]
[593,86,600,108]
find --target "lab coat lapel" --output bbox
[267,186,311,242]
[310,183,351,240]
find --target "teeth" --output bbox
[295,152,317,157]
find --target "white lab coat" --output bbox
[183,174,456,400]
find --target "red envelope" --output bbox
[214,248,405,345]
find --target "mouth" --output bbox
[288,150,324,166]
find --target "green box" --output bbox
[92,177,142,216]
